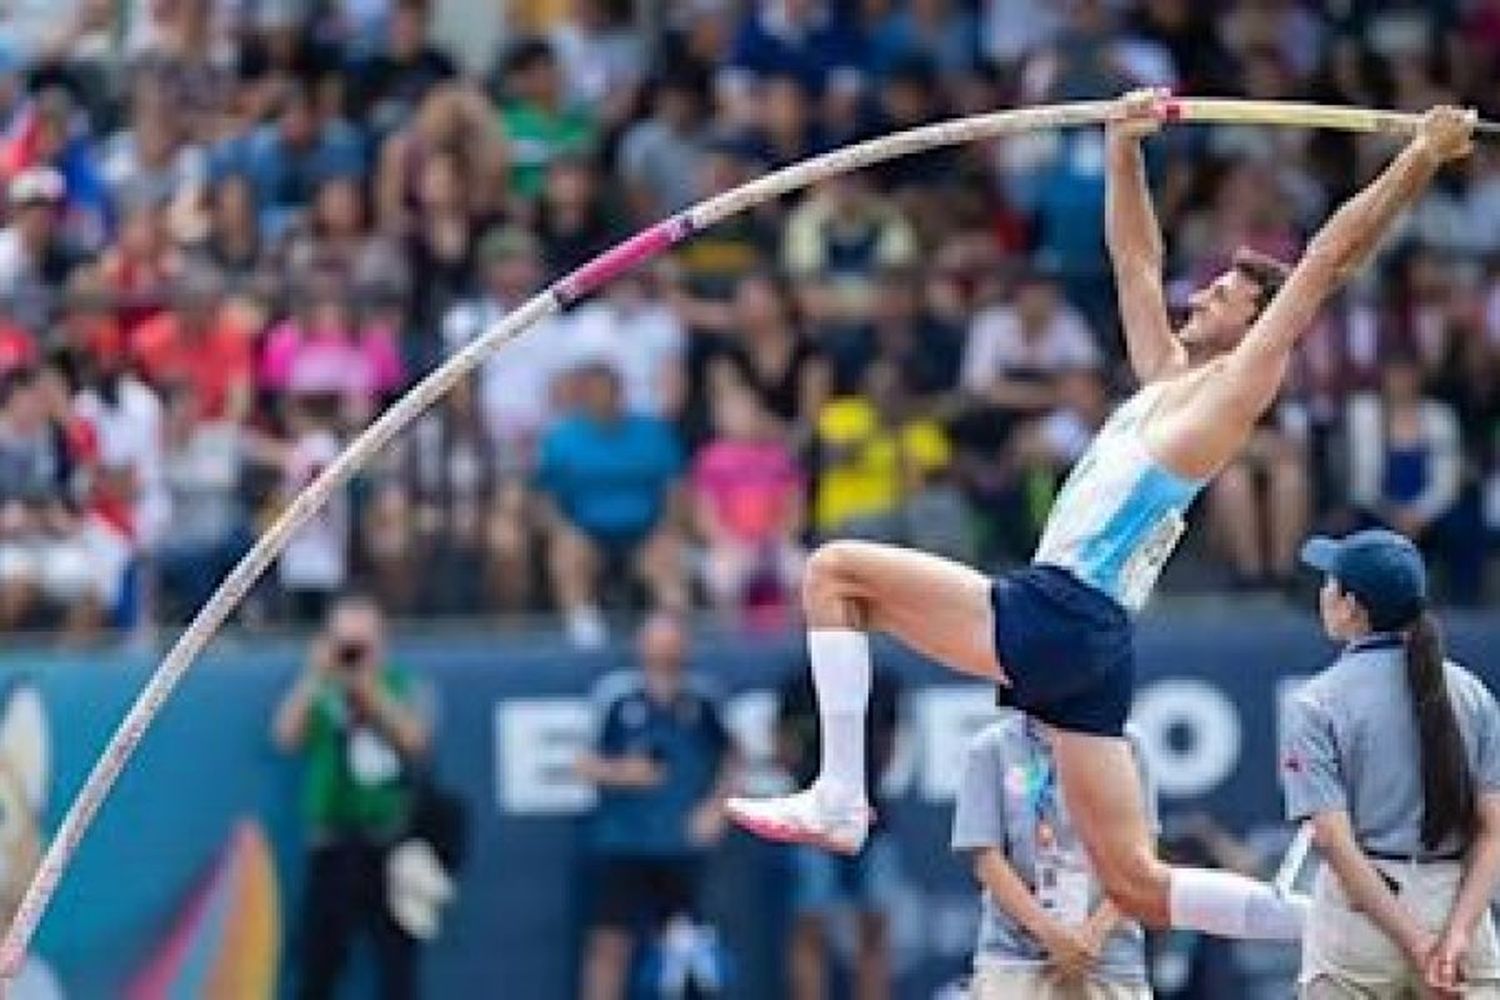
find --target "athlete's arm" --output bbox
[1105,88,1185,383]
[1216,106,1475,422]
[1428,793,1500,990]
[1308,809,1435,967]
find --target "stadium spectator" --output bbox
[272,594,431,1000]
[363,372,533,617]
[690,382,805,623]
[717,270,831,440]
[260,276,404,430]
[0,167,79,333]
[862,266,967,408]
[494,38,597,203]
[274,395,350,624]
[153,379,255,621]
[960,268,1102,416]
[1342,352,1484,604]
[536,361,686,648]
[1,87,110,253]
[98,75,206,218]
[867,0,980,80]
[281,174,408,299]
[811,358,955,544]
[783,172,918,331]
[349,0,459,138]
[743,71,827,171]
[211,84,364,239]
[125,0,236,144]
[129,267,255,424]
[0,311,34,375]
[723,0,866,106]
[618,68,710,220]
[443,225,569,456]
[867,58,960,213]
[403,148,496,364]
[375,83,508,235]
[575,613,739,1000]
[1207,404,1312,592]
[548,0,646,132]
[776,658,901,1000]
[97,200,182,340]
[557,267,686,420]
[0,363,108,637]
[72,341,167,559]
[535,154,619,278]
[667,134,777,301]
[185,172,273,297]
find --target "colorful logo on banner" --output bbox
[0,684,62,996]
[127,820,281,999]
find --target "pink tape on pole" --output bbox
[554,216,692,305]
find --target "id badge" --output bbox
[1037,861,1092,925]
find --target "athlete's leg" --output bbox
[1050,730,1305,939]
[801,540,1000,677]
[1049,731,1171,924]
[729,540,998,850]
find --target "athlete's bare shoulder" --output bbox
[1139,356,1226,412]
[1138,356,1250,480]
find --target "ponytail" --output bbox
[1405,611,1477,851]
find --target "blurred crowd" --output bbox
[0,0,1498,646]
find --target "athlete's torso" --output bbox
[1033,381,1207,612]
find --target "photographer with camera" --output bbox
[273,593,432,1000]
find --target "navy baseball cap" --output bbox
[1300,529,1428,630]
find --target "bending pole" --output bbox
[1,96,1493,972]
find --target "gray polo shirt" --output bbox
[951,711,1157,983]
[1280,633,1500,857]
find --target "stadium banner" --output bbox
[5,611,1498,998]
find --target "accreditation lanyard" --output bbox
[1026,720,1091,924]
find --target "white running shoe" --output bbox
[725,787,874,855]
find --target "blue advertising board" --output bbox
[2,609,1497,997]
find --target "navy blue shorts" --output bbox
[990,564,1135,737]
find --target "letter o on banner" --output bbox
[1131,679,1241,799]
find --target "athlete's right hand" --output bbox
[1415,105,1477,163]
[1039,921,1099,979]
[1108,87,1168,142]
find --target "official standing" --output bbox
[1283,529,1500,997]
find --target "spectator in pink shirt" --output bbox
[691,382,806,624]
[260,277,403,428]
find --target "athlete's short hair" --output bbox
[1231,247,1292,314]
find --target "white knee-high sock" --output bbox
[1169,867,1307,941]
[809,629,871,808]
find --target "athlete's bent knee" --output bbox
[1097,851,1170,927]
[803,541,867,601]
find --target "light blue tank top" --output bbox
[1033,383,1206,611]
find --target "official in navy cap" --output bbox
[1282,528,1500,997]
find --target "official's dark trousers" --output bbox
[296,838,418,1000]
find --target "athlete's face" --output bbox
[1177,269,1262,355]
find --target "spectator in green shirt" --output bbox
[273,593,431,1000]
[494,38,598,202]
